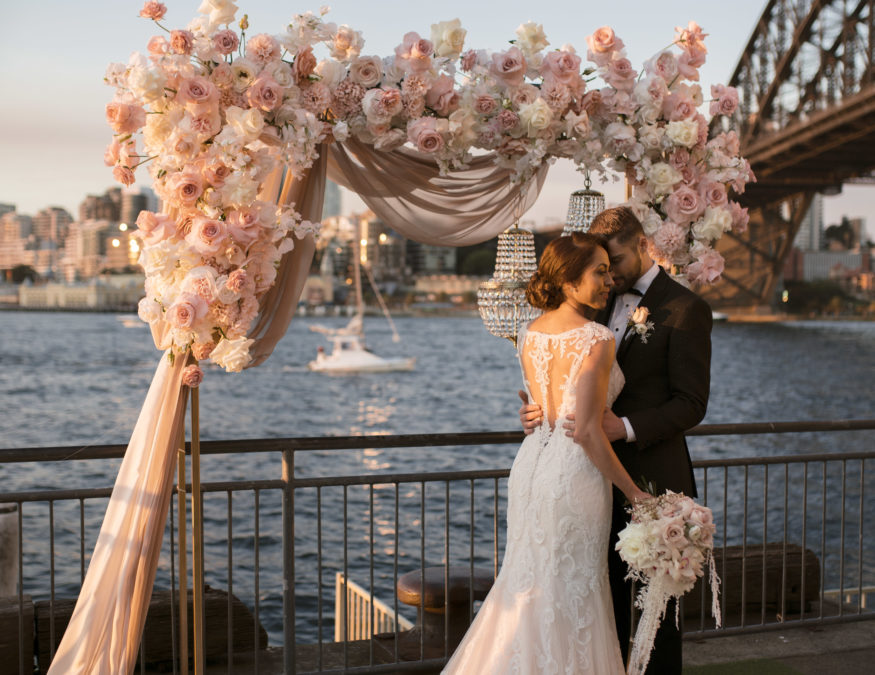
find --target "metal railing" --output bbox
[0,419,873,674]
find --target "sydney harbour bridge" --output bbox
[702,0,875,308]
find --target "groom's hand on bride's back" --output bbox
[518,390,542,434]
[562,409,626,442]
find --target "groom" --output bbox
[519,206,712,673]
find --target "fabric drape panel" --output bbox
[248,149,326,368]
[47,355,189,674]
[327,137,548,246]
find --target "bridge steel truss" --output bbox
[704,0,875,307]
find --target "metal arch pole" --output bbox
[177,407,189,675]
[191,386,206,675]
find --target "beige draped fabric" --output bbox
[48,141,548,673]
[327,137,549,246]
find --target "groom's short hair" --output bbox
[589,207,644,245]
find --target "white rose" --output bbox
[349,55,383,88]
[647,161,682,196]
[220,172,260,207]
[665,119,699,148]
[692,207,732,241]
[515,21,549,55]
[332,120,350,142]
[230,58,259,92]
[143,108,184,155]
[518,98,554,138]
[564,111,590,139]
[381,56,405,86]
[638,124,665,154]
[330,25,364,62]
[198,0,238,29]
[127,66,166,103]
[373,128,408,152]
[631,306,650,325]
[210,336,255,372]
[225,106,265,142]
[137,296,163,324]
[315,59,345,91]
[448,108,478,149]
[641,210,663,237]
[264,61,295,88]
[616,523,654,570]
[430,18,467,59]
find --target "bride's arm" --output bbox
[572,340,649,504]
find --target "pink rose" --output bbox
[407,117,444,153]
[647,51,678,82]
[105,102,146,134]
[135,210,176,245]
[541,79,571,114]
[394,32,434,74]
[686,249,725,284]
[540,50,582,87]
[362,87,403,122]
[664,185,704,225]
[247,75,283,111]
[665,94,697,121]
[474,94,497,115]
[147,35,169,57]
[182,364,205,388]
[675,21,708,58]
[700,180,728,208]
[293,47,317,83]
[187,108,222,138]
[165,170,204,208]
[510,83,539,108]
[676,51,701,81]
[191,341,215,361]
[490,47,527,87]
[661,518,688,548]
[213,29,239,55]
[139,1,167,20]
[586,26,624,66]
[669,148,690,170]
[176,77,218,109]
[112,165,136,186]
[167,293,208,330]
[425,75,459,116]
[246,33,281,65]
[185,217,228,255]
[201,159,232,188]
[460,49,477,72]
[495,109,519,132]
[710,84,739,116]
[605,57,636,91]
[170,29,194,55]
[226,207,265,246]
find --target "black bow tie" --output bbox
[625,288,644,297]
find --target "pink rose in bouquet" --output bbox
[166,293,208,330]
[394,32,434,74]
[170,30,194,55]
[106,103,146,134]
[213,29,239,55]
[246,34,281,66]
[425,75,459,116]
[490,47,527,87]
[181,364,205,388]
[586,26,624,66]
[139,2,166,21]
[540,49,581,87]
[407,117,444,153]
[185,217,228,256]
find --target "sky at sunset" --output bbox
[1,0,871,234]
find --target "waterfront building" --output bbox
[406,239,457,275]
[61,219,112,280]
[17,273,144,310]
[120,189,149,229]
[0,210,34,273]
[323,180,342,218]
[794,193,824,251]
[78,187,122,223]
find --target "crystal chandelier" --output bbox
[563,173,605,235]
[477,226,541,347]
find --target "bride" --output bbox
[443,233,649,674]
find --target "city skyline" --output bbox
[1,0,871,235]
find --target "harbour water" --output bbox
[1,311,873,643]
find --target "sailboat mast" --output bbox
[354,230,364,315]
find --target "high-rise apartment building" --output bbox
[794,193,823,251]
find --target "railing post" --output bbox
[283,449,295,674]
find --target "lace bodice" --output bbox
[518,322,624,429]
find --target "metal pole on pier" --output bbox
[177,423,189,675]
[283,449,296,673]
[191,386,205,674]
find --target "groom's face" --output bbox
[604,236,645,294]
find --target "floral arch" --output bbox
[49,1,754,672]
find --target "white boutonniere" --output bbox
[628,306,655,343]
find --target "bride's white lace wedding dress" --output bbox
[442,322,626,674]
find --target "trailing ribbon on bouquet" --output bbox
[616,491,721,675]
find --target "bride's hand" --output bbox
[518,390,542,435]
[562,414,576,437]
[628,488,652,505]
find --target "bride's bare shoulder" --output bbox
[526,313,593,336]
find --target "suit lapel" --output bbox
[616,267,672,363]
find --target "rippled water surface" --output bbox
[1,311,873,643]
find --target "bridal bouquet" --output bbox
[616,491,721,675]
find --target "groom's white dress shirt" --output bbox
[607,261,659,443]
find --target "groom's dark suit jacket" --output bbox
[599,266,712,673]
[598,266,712,498]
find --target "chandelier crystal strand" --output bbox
[477,226,541,347]
[563,172,605,235]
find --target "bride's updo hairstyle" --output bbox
[526,232,607,311]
